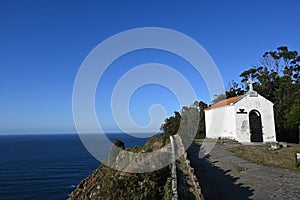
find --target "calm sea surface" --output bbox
[0,133,148,200]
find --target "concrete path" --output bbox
[188,143,300,200]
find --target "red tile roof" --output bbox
[205,95,244,110]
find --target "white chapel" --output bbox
[204,81,277,143]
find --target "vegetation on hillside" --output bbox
[69,133,172,200]
[69,163,171,200]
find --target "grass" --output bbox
[228,144,300,173]
[234,164,248,172]
[194,138,223,144]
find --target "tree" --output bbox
[226,80,245,98]
[161,46,300,142]
[194,101,208,139]
[177,105,200,142]
[286,103,300,127]
[239,46,300,142]
[212,81,245,104]
[212,94,226,104]
[160,101,207,140]
[160,111,181,136]
[286,101,300,140]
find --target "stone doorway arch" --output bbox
[249,110,263,142]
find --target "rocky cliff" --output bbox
[68,134,172,200]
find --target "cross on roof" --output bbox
[247,78,254,92]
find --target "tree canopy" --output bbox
[161,46,300,143]
[239,46,300,142]
[160,101,207,139]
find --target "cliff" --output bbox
[68,134,172,200]
[68,134,203,200]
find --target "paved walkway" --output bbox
[188,143,300,200]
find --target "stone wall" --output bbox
[173,135,204,200]
[169,135,178,200]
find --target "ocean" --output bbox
[0,133,148,200]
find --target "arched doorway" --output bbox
[249,110,263,142]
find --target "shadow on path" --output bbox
[187,143,254,200]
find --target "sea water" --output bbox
[0,133,148,200]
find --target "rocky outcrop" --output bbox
[68,134,172,200]
[68,134,205,200]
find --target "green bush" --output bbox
[163,177,173,200]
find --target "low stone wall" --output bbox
[183,152,203,200]
[174,135,204,200]
[169,136,178,200]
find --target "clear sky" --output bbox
[1,0,300,134]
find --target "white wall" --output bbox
[234,94,276,143]
[205,93,277,143]
[234,106,250,143]
[205,106,236,139]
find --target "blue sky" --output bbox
[1,0,300,134]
